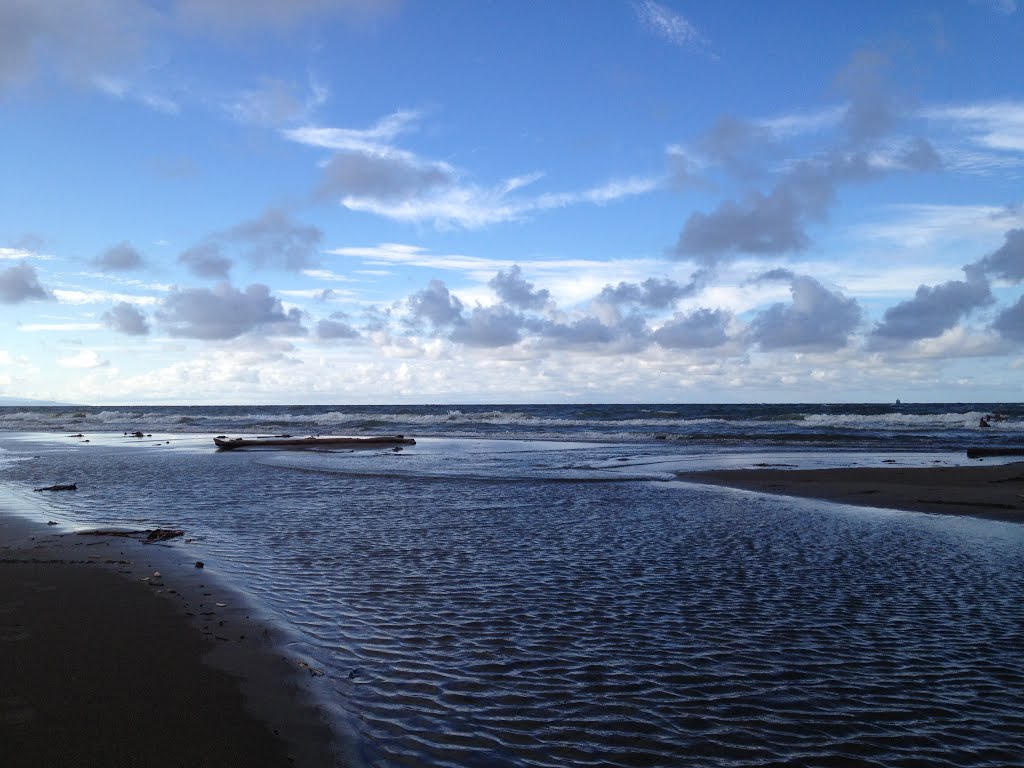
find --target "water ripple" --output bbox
[4,438,1024,766]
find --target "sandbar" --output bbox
[0,509,339,767]
[676,460,1024,522]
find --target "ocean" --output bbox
[2,403,1024,767]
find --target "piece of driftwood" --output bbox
[34,483,77,492]
[214,435,416,450]
[146,529,185,542]
[77,528,185,543]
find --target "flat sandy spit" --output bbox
[676,460,1024,522]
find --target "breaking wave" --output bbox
[1,403,1021,450]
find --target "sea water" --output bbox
[2,403,1024,767]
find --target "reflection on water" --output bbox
[4,436,1024,767]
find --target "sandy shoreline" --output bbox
[676,460,1024,522]
[0,507,340,767]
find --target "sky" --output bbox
[1,0,1023,405]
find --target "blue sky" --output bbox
[1,0,1023,404]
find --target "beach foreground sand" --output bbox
[0,511,338,768]
[676,460,1024,522]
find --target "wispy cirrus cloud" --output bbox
[287,110,661,228]
[535,176,661,207]
[970,0,1018,15]
[328,243,641,275]
[283,109,422,154]
[53,289,162,306]
[279,287,356,300]
[1,247,41,260]
[340,173,660,229]
[756,106,845,138]
[633,1,713,56]
[301,268,355,282]
[850,204,1024,250]
[922,100,1024,152]
[93,74,180,114]
[223,75,328,125]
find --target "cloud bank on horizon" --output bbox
[1,0,1023,404]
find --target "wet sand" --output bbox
[0,510,339,768]
[676,461,1024,522]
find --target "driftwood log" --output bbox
[33,483,77,492]
[966,447,1024,458]
[146,529,185,543]
[77,528,185,543]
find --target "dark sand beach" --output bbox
[0,511,337,768]
[676,460,1024,522]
